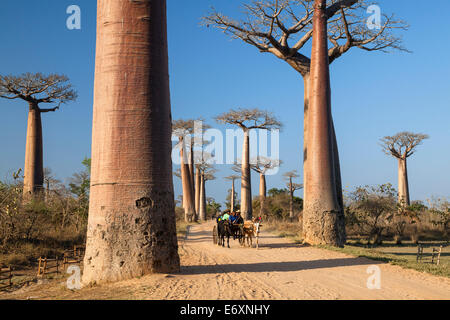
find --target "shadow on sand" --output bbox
[180,257,381,276]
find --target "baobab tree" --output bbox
[173,119,196,221]
[193,129,211,216]
[204,0,408,246]
[198,164,216,221]
[83,0,180,284]
[225,174,240,212]
[251,157,282,218]
[284,170,303,220]
[0,73,77,197]
[380,132,429,207]
[302,0,346,246]
[216,108,282,220]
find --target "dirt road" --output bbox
[2,221,450,300]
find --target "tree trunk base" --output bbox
[82,187,180,286]
[303,206,346,247]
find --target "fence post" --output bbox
[416,245,423,262]
[37,257,42,277]
[43,258,47,276]
[437,245,442,266]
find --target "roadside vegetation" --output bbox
[0,160,90,270]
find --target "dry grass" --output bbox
[264,220,303,244]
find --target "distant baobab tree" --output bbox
[0,73,77,198]
[380,132,429,206]
[283,170,303,220]
[216,108,282,220]
[193,129,212,217]
[204,0,408,246]
[225,174,240,212]
[198,164,216,221]
[173,119,196,222]
[251,157,282,218]
[83,0,180,284]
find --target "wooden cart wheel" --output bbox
[212,225,218,245]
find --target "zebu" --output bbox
[217,220,233,248]
[242,217,262,249]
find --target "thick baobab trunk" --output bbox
[302,73,310,208]
[259,173,266,218]
[303,0,345,247]
[83,0,180,285]
[241,129,252,220]
[303,74,344,218]
[199,173,207,221]
[195,165,201,214]
[398,158,410,206]
[23,103,44,197]
[180,139,195,222]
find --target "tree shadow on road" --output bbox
[180,257,382,275]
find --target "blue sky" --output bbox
[0,0,449,207]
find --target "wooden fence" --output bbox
[0,267,12,290]
[416,244,443,266]
[37,245,85,277]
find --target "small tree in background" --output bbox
[251,157,282,218]
[283,170,303,220]
[349,184,397,245]
[225,174,240,212]
[380,132,429,206]
[0,73,77,198]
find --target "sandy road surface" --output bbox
[2,221,450,300]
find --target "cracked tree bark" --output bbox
[82,0,180,285]
[302,0,345,247]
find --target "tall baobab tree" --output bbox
[302,0,346,246]
[192,127,211,216]
[83,0,180,284]
[173,119,196,221]
[380,132,429,206]
[204,0,408,245]
[283,170,303,220]
[198,164,216,221]
[0,73,77,197]
[251,157,281,218]
[216,108,282,220]
[225,174,240,212]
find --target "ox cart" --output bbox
[213,218,262,248]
